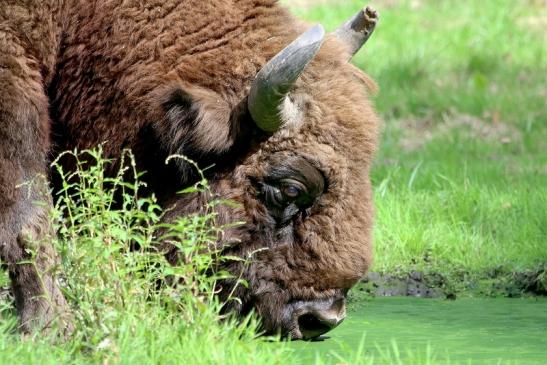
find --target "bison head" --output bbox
[156,7,380,340]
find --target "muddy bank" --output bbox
[358,263,547,299]
[359,271,445,298]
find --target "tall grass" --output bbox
[50,147,227,348]
[0,147,291,364]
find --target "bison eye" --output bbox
[259,179,309,207]
[280,180,306,200]
[261,179,314,214]
[282,185,301,198]
[259,156,326,227]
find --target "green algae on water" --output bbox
[288,297,547,365]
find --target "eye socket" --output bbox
[259,158,326,228]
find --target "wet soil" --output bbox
[359,263,547,299]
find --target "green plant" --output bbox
[45,148,222,348]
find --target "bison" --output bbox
[0,0,380,340]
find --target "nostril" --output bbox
[297,311,343,340]
[290,297,347,340]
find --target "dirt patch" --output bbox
[360,271,445,298]
[358,263,547,299]
[398,113,522,152]
[497,265,547,297]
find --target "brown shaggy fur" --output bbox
[0,0,379,337]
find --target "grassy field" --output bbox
[0,0,545,364]
[291,0,547,284]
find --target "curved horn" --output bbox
[248,24,325,133]
[333,6,378,59]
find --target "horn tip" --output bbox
[354,6,379,34]
[363,6,379,20]
[332,5,379,58]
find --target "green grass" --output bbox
[0,311,290,365]
[290,0,547,280]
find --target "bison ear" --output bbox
[155,84,235,159]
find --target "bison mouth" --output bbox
[237,293,346,341]
[285,297,346,340]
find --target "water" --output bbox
[288,297,547,364]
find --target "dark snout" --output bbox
[288,297,346,340]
